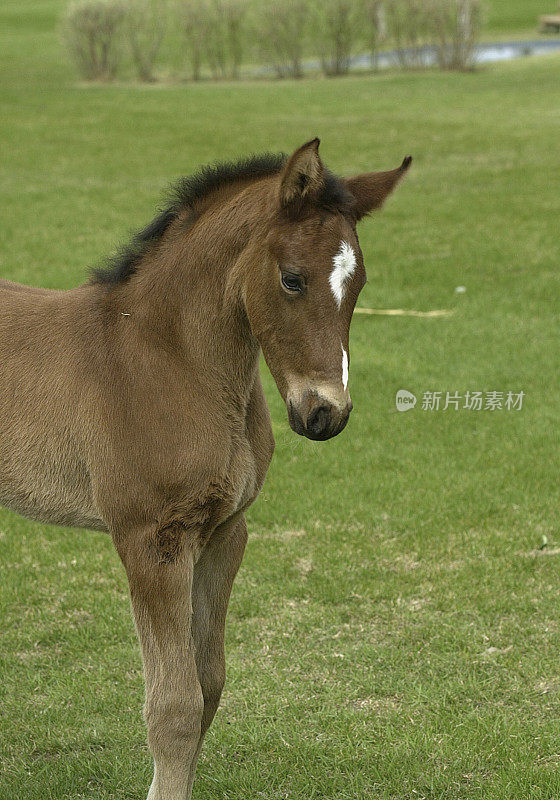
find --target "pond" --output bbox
[255,38,560,77]
[354,39,560,70]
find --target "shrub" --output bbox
[63,0,126,81]
[313,0,361,76]
[125,0,166,82]
[385,0,433,68]
[256,0,308,79]
[385,0,483,70]
[201,1,229,79]
[430,0,482,70]
[182,0,206,80]
[223,0,246,79]
[182,0,246,80]
[362,0,388,70]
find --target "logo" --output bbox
[396,389,417,412]
[394,389,524,413]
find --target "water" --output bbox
[352,39,560,70]
[254,38,560,77]
[474,39,560,64]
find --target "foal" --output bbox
[0,139,410,799]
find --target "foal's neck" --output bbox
[108,180,272,406]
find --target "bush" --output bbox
[125,0,166,82]
[182,0,206,80]
[430,0,482,70]
[201,0,229,79]
[62,0,484,83]
[313,0,361,76]
[385,0,482,70]
[223,0,246,79]
[385,0,433,68]
[182,0,246,80]
[63,0,126,81]
[256,0,308,79]
[362,0,388,70]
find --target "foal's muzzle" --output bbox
[287,392,353,441]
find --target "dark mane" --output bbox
[90,151,353,285]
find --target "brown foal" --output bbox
[0,139,410,799]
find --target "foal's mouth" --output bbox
[287,400,351,441]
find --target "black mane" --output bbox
[90,152,353,285]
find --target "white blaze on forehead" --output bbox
[330,241,357,309]
[341,345,349,390]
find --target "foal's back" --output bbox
[0,280,107,530]
[0,278,60,295]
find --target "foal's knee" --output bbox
[145,689,205,758]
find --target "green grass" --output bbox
[1,4,560,800]
[485,0,554,34]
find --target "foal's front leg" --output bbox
[114,525,204,800]
[186,513,248,795]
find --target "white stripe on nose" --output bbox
[341,345,349,390]
[330,241,356,308]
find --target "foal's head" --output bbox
[244,139,411,441]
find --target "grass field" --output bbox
[1,3,560,800]
[485,0,555,34]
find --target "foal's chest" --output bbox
[98,377,275,539]
[182,388,275,535]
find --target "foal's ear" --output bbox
[279,138,324,212]
[345,156,412,221]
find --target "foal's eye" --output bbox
[281,273,304,294]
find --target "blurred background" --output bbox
[40,0,560,82]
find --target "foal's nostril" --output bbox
[306,405,331,437]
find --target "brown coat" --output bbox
[0,140,410,800]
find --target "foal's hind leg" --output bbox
[114,525,204,800]
[186,513,248,795]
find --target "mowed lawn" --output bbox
[1,5,560,800]
[485,0,555,35]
